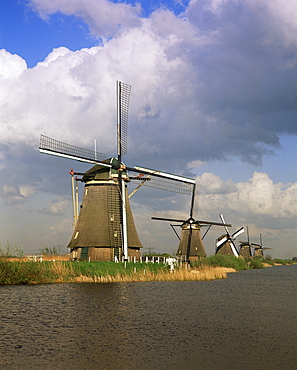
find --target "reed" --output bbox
[0,260,235,284]
[73,266,233,283]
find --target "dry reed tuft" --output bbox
[74,266,236,283]
[50,261,74,276]
[42,255,69,261]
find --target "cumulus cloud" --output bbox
[2,0,296,171]
[0,184,36,207]
[0,50,27,78]
[28,0,142,39]
[38,197,69,215]
[196,171,297,221]
[50,218,72,234]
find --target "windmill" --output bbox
[152,184,231,262]
[39,81,195,262]
[215,214,244,257]
[252,234,272,257]
[238,226,253,258]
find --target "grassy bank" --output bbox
[0,255,294,285]
[199,255,295,270]
[0,260,234,285]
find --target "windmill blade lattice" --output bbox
[130,169,194,195]
[40,134,108,164]
[117,81,131,157]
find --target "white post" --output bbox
[71,172,77,228]
[94,138,97,160]
[75,178,79,225]
[122,181,128,261]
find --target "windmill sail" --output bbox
[117,81,131,158]
[39,134,109,165]
[215,214,244,258]
[131,166,195,195]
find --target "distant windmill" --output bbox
[152,185,231,262]
[239,226,253,258]
[252,234,272,257]
[215,214,244,257]
[39,81,195,262]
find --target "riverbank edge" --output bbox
[0,259,237,285]
[1,258,295,285]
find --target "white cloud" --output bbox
[187,160,205,170]
[3,0,297,165]
[0,50,27,78]
[50,218,72,234]
[196,172,237,195]
[28,0,142,39]
[19,185,36,198]
[39,197,70,215]
[0,184,37,207]
[196,171,297,220]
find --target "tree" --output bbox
[39,245,67,255]
[0,241,24,258]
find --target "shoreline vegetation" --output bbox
[0,255,295,285]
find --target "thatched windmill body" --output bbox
[239,226,253,258]
[252,234,272,258]
[39,81,195,261]
[215,214,244,257]
[67,159,143,261]
[152,185,231,262]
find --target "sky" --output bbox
[1,0,297,258]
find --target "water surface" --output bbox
[1,265,297,369]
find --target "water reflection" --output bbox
[1,265,297,369]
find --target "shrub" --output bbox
[248,258,264,269]
[199,255,249,271]
[0,241,24,258]
[273,258,293,265]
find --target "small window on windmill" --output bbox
[110,214,114,222]
[114,231,118,238]
[195,247,198,250]
[85,189,88,195]
[74,231,79,239]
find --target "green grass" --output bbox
[0,261,53,284]
[273,258,294,265]
[198,255,249,271]
[248,258,264,269]
[69,261,167,278]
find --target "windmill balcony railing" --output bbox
[114,255,181,266]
